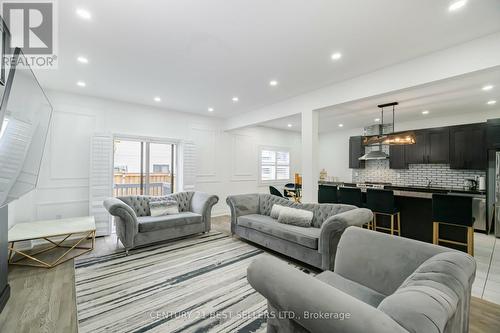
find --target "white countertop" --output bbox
[8,216,96,242]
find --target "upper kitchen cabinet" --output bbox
[450,123,487,170]
[349,136,365,169]
[405,128,449,164]
[487,118,500,149]
[389,145,407,169]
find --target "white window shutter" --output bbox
[181,141,196,191]
[89,133,113,236]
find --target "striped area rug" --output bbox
[74,232,277,333]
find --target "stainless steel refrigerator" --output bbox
[490,151,500,237]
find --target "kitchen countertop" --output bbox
[318,181,486,199]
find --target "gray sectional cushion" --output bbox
[138,212,202,232]
[149,200,179,216]
[237,214,320,249]
[316,271,386,307]
[257,194,355,227]
[277,206,313,227]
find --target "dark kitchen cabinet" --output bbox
[404,128,449,164]
[487,118,500,149]
[389,145,407,169]
[405,131,427,164]
[426,128,449,163]
[349,136,365,169]
[450,123,487,170]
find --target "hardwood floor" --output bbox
[1,216,499,333]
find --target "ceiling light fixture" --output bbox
[331,52,342,61]
[76,81,86,87]
[482,85,494,91]
[232,97,239,102]
[287,124,292,128]
[208,107,214,112]
[338,124,344,128]
[269,80,278,86]
[154,97,161,102]
[360,102,416,160]
[422,110,430,115]
[487,100,497,105]
[77,56,88,64]
[76,8,92,20]
[374,118,380,122]
[448,0,467,12]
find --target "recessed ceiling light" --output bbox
[331,52,342,61]
[269,80,278,86]
[208,107,214,112]
[287,124,292,128]
[482,85,494,91]
[374,118,380,122]
[232,97,239,102]
[154,97,161,102]
[338,123,344,127]
[487,100,497,105]
[76,8,92,20]
[77,56,88,64]
[422,110,430,115]
[76,81,86,87]
[448,0,467,12]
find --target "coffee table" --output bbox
[8,216,96,268]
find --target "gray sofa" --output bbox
[248,227,476,333]
[226,193,373,270]
[103,192,218,253]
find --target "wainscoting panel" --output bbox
[230,133,257,182]
[191,127,220,183]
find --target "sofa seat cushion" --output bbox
[138,212,202,232]
[237,214,320,249]
[316,271,386,307]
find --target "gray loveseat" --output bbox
[226,193,373,270]
[248,227,476,333]
[103,192,218,253]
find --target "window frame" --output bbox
[258,145,292,185]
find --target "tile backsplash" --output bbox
[352,160,485,190]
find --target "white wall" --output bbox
[8,91,301,227]
[319,109,500,183]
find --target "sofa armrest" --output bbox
[318,208,373,270]
[191,192,219,232]
[103,197,139,248]
[247,256,405,333]
[226,194,260,234]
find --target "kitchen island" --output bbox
[319,181,485,248]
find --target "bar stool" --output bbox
[318,185,338,203]
[366,189,400,236]
[339,187,372,230]
[432,194,474,256]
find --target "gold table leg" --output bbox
[8,230,96,269]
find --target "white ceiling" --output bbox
[259,66,500,132]
[33,0,500,117]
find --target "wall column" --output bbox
[301,109,319,203]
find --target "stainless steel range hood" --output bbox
[359,147,389,160]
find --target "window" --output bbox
[113,138,177,197]
[260,148,290,182]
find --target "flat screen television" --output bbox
[0,47,53,208]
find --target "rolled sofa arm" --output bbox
[319,208,373,270]
[226,194,260,234]
[191,192,219,232]
[103,197,139,248]
[247,256,405,333]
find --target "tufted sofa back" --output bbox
[118,192,194,217]
[258,194,355,228]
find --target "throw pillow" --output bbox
[270,204,286,219]
[149,200,179,217]
[277,206,313,227]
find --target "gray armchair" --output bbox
[248,227,476,333]
[103,191,218,253]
